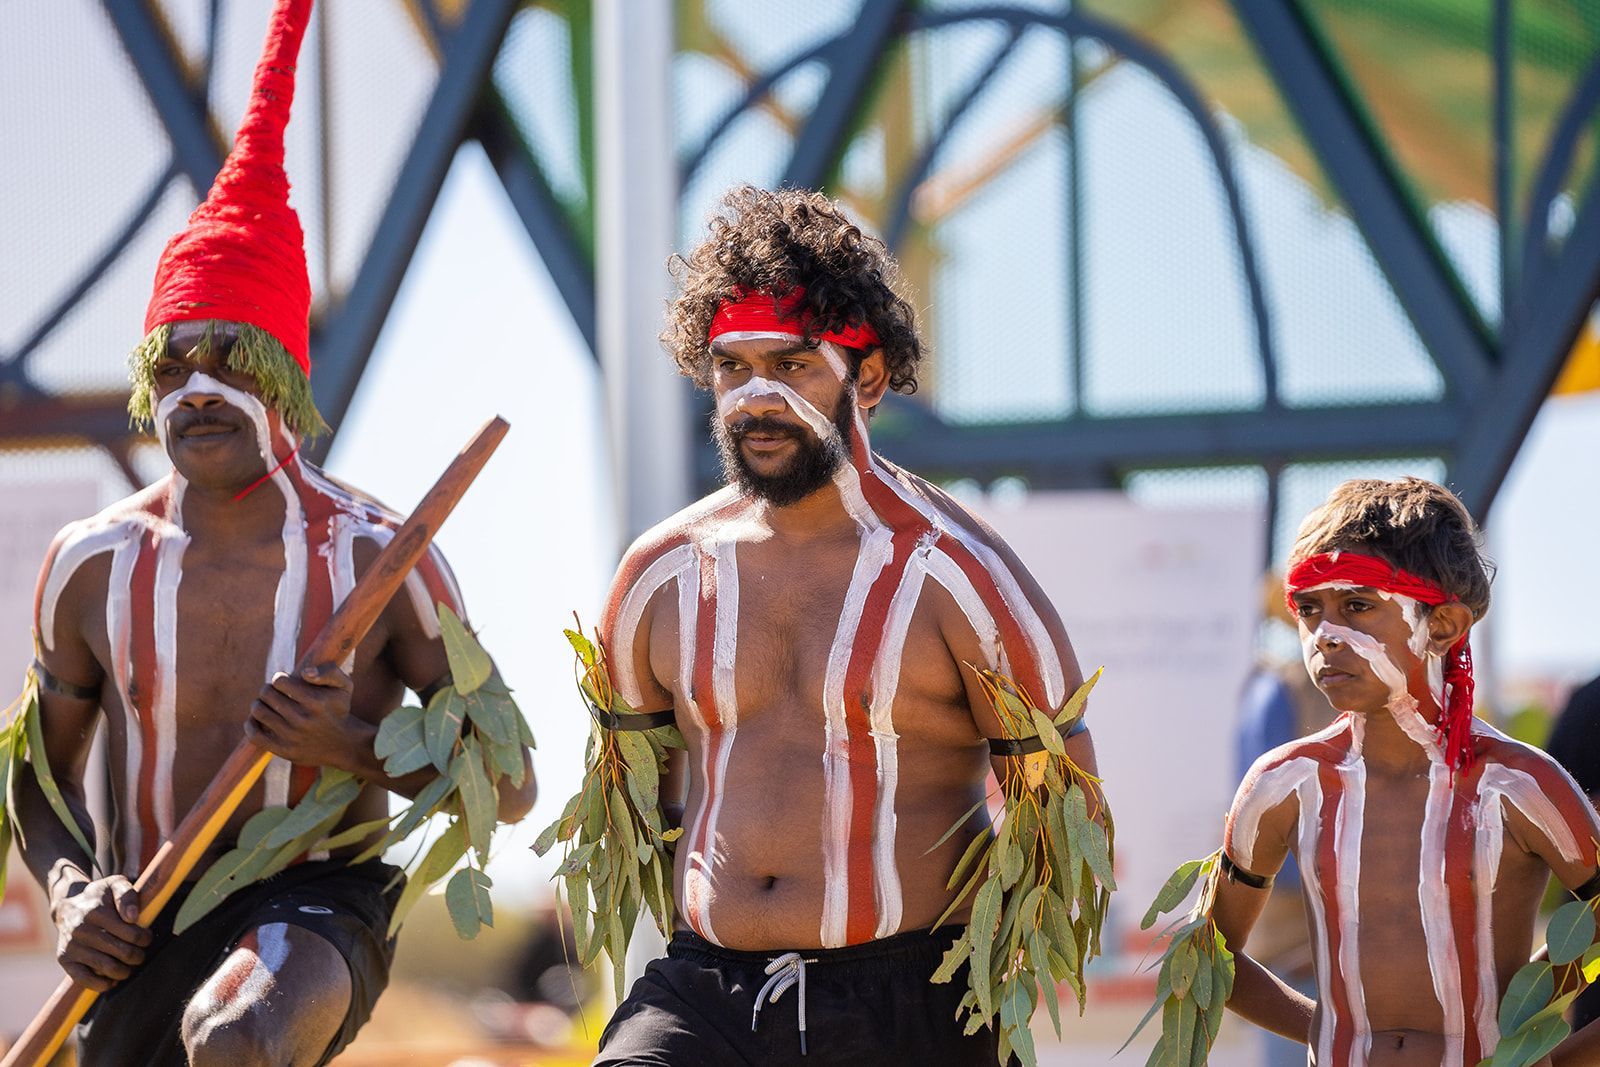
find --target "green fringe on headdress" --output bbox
[127,321,328,439]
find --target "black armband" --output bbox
[1220,851,1274,890]
[416,673,452,707]
[986,715,1088,756]
[592,708,676,732]
[33,660,98,701]
[1574,869,1600,901]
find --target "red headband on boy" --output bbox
[708,287,881,350]
[1286,551,1476,775]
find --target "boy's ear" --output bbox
[1426,602,1474,654]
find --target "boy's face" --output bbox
[1291,585,1431,715]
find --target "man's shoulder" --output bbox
[44,480,175,564]
[875,461,1006,552]
[616,487,746,571]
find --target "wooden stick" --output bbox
[2,416,510,1067]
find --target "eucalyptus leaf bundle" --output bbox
[1484,888,1600,1067]
[929,667,1112,1067]
[533,625,685,1000]
[1127,850,1236,1067]
[173,605,533,938]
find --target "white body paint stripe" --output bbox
[922,548,1001,671]
[1473,773,1508,1058]
[697,539,741,944]
[1227,757,1315,871]
[818,521,892,948]
[865,460,1062,704]
[610,545,696,708]
[150,527,188,841]
[1418,760,1464,1066]
[106,535,142,876]
[676,549,717,944]
[1333,756,1371,1066]
[867,549,930,939]
[39,522,143,652]
[1293,771,1334,1067]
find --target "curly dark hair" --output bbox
[663,185,923,393]
[1288,477,1495,619]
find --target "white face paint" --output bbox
[1297,585,1440,757]
[153,371,276,466]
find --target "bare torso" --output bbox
[39,463,462,878]
[1229,715,1596,1066]
[606,459,1085,952]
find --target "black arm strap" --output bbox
[416,672,452,707]
[986,714,1089,757]
[32,661,98,701]
[1574,868,1600,901]
[1220,851,1275,890]
[593,708,677,732]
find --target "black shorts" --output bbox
[595,927,1002,1067]
[75,858,403,1067]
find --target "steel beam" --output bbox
[473,102,597,352]
[695,400,1459,486]
[0,394,134,445]
[102,0,226,197]
[783,0,909,190]
[307,0,519,456]
[1233,0,1493,398]
[1452,170,1600,519]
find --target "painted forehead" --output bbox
[164,321,242,360]
[709,331,812,354]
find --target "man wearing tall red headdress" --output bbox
[1209,477,1600,1066]
[10,3,534,1063]
[590,185,1100,1064]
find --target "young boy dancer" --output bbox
[1214,478,1600,1066]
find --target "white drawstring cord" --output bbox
[751,951,818,1055]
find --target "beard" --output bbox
[714,389,856,507]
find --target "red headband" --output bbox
[1286,551,1476,776]
[708,288,881,350]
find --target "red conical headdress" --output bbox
[131,0,324,436]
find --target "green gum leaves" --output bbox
[540,624,682,1002]
[931,666,1114,1067]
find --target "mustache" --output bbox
[726,416,810,440]
[170,410,245,436]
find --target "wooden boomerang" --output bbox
[1,416,510,1067]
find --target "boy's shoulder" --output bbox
[1246,714,1354,779]
[1470,720,1580,788]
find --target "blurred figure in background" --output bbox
[1543,672,1600,1031]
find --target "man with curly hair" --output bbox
[592,185,1098,1065]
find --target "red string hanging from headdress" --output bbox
[143,0,314,374]
[1285,551,1477,776]
[709,287,881,350]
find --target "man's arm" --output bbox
[15,546,152,992]
[1213,772,1315,1043]
[247,549,536,823]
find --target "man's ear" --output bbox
[856,348,890,411]
[1426,602,1474,655]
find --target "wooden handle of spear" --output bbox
[1,416,510,1067]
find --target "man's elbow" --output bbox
[496,755,537,824]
